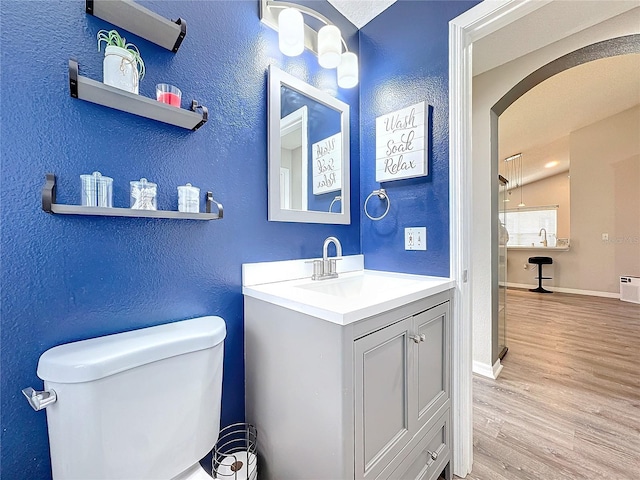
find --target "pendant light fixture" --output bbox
[504,153,525,207]
[517,153,525,207]
[504,156,513,202]
[260,0,359,88]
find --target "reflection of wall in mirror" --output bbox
[280,148,305,210]
[280,168,290,209]
[281,85,342,212]
[280,106,308,211]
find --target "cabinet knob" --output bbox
[410,334,426,343]
[428,450,438,461]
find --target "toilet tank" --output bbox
[37,316,226,480]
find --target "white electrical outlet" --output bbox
[405,227,427,250]
[602,233,609,241]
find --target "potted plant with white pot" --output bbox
[97,29,145,94]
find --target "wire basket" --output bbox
[212,423,258,480]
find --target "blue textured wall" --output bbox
[0,1,358,477]
[359,0,477,276]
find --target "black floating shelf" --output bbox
[86,0,186,52]
[42,173,223,221]
[69,59,207,131]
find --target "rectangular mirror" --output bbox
[268,66,350,224]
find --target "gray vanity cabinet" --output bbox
[354,316,414,478]
[244,289,452,480]
[354,302,450,480]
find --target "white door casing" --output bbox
[449,0,638,476]
[448,1,553,476]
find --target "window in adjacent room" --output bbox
[505,205,558,247]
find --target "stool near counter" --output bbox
[528,256,553,293]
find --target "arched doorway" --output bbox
[449,3,639,476]
[489,35,640,375]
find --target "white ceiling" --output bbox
[499,53,640,187]
[473,1,640,76]
[327,0,396,28]
[328,1,638,40]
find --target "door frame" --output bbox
[448,1,553,476]
[449,0,640,475]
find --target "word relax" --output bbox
[383,154,416,175]
[317,172,338,189]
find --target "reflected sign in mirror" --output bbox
[268,66,350,224]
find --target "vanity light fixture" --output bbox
[260,0,358,88]
[278,7,304,56]
[338,52,358,88]
[318,24,342,68]
[544,160,559,169]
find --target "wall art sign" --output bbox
[312,132,342,195]
[375,101,428,182]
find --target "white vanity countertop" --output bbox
[242,256,454,325]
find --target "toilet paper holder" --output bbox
[212,423,258,480]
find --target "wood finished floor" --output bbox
[458,289,640,480]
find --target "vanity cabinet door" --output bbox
[354,317,415,479]
[415,303,450,434]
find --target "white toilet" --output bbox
[24,316,226,480]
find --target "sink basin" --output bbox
[242,256,455,325]
[296,272,419,299]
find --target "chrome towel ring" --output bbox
[329,195,342,213]
[364,188,390,221]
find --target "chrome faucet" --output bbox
[539,228,548,247]
[310,236,342,280]
[323,236,342,262]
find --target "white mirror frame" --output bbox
[268,65,351,224]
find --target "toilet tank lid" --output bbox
[37,316,226,384]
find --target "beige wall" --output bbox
[507,172,571,285]
[569,106,640,292]
[507,106,640,293]
[614,154,640,281]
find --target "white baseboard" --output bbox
[506,282,620,299]
[473,359,503,379]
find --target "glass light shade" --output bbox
[318,25,342,68]
[278,8,304,57]
[337,52,358,88]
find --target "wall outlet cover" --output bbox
[405,227,427,250]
